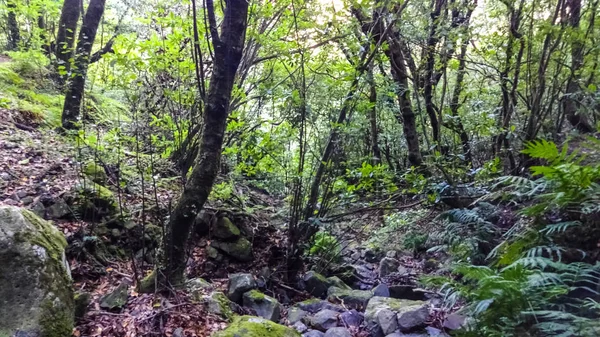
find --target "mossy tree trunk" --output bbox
[158,0,249,287]
[6,0,20,50]
[56,0,82,83]
[61,0,105,130]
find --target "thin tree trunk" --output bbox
[563,0,594,133]
[449,31,472,166]
[6,0,20,50]
[61,0,106,130]
[158,0,249,287]
[56,0,82,81]
[367,64,382,165]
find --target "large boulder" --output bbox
[213,316,300,337]
[212,237,253,262]
[242,290,281,322]
[227,273,257,303]
[327,287,373,309]
[365,297,429,337]
[0,206,74,337]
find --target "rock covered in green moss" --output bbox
[242,290,281,322]
[303,271,332,298]
[82,161,108,185]
[212,316,301,337]
[212,237,253,261]
[213,216,240,240]
[0,206,74,337]
[100,283,129,310]
[75,182,118,220]
[74,292,91,320]
[364,296,428,336]
[327,287,373,310]
[206,292,236,321]
[227,273,257,303]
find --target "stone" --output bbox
[173,327,184,337]
[309,309,339,331]
[74,292,91,320]
[324,327,352,337]
[396,302,429,332]
[379,257,400,278]
[442,313,467,330]
[212,237,253,261]
[0,172,11,180]
[373,284,390,297]
[187,278,214,300]
[213,217,241,240]
[100,283,129,310]
[46,197,71,219]
[365,297,428,337]
[194,210,212,236]
[363,248,381,263]
[242,290,281,322]
[295,299,344,314]
[327,286,373,309]
[288,307,309,324]
[386,250,398,259]
[0,206,74,337]
[303,330,325,337]
[293,321,308,333]
[206,291,235,320]
[207,246,223,261]
[389,285,427,301]
[82,162,108,185]
[227,273,257,303]
[22,196,34,205]
[30,200,46,217]
[213,315,301,337]
[327,276,350,290]
[303,271,332,298]
[75,182,118,220]
[376,309,398,335]
[340,309,363,328]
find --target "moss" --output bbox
[39,299,74,337]
[74,292,91,319]
[246,289,266,301]
[213,316,301,337]
[21,209,68,262]
[82,162,108,185]
[207,292,235,321]
[137,270,157,293]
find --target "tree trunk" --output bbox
[367,65,382,165]
[56,0,82,81]
[563,0,594,133]
[61,0,105,130]
[6,0,20,50]
[159,0,249,287]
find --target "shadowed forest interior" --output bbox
[0,0,600,336]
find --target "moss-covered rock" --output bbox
[212,237,253,262]
[212,316,301,337]
[242,290,281,322]
[100,283,129,310]
[303,271,332,298]
[137,270,157,293]
[327,287,373,310]
[74,292,91,320]
[206,292,236,321]
[82,161,108,185]
[0,206,74,337]
[75,182,118,220]
[213,217,241,240]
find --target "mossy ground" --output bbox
[213,316,300,337]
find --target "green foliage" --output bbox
[307,231,341,272]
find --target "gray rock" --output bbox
[379,257,400,278]
[303,330,325,337]
[296,299,344,313]
[373,283,390,297]
[340,309,363,328]
[0,172,11,180]
[327,276,350,290]
[227,273,256,303]
[0,206,74,336]
[30,200,46,217]
[443,313,467,330]
[327,286,373,309]
[386,250,398,259]
[397,303,429,332]
[363,248,381,263]
[213,216,241,240]
[293,321,308,333]
[21,196,34,205]
[324,327,352,337]
[187,277,213,300]
[365,297,428,337]
[304,271,332,298]
[310,309,339,331]
[46,198,71,219]
[206,292,235,320]
[242,290,281,322]
[289,307,309,324]
[173,327,184,337]
[377,309,398,335]
[212,237,253,261]
[100,283,129,310]
[83,162,109,185]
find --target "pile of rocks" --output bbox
[196,212,253,262]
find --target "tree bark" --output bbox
[159,0,249,287]
[56,0,82,81]
[563,0,595,133]
[61,0,106,130]
[367,65,382,165]
[6,0,20,50]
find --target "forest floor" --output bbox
[1,110,449,337]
